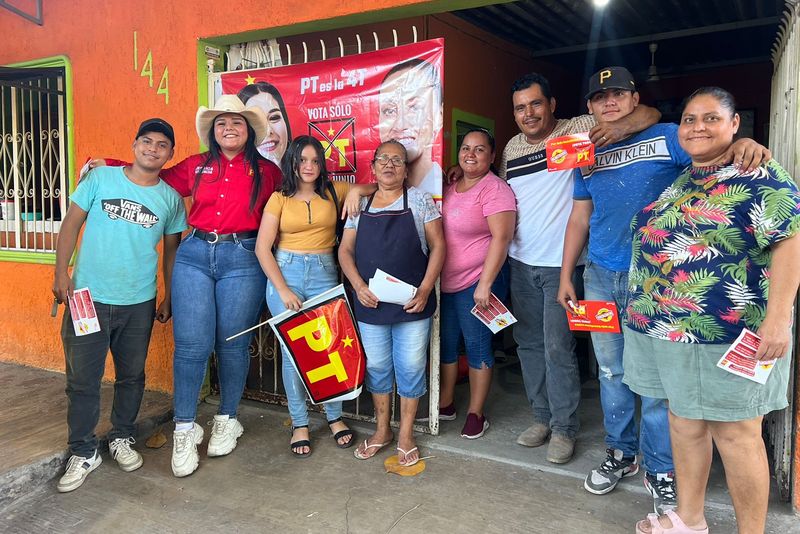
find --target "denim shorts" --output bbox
[440,265,509,369]
[358,318,430,398]
[623,326,792,422]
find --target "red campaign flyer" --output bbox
[546,133,595,172]
[68,287,101,336]
[470,293,516,334]
[566,300,621,333]
[267,285,365,404]
[716,329,775,384]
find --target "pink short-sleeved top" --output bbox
[441,171,516,293]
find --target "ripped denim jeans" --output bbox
[584,261,673,474]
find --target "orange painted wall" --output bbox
[0,1,568,392]
[0,0,439,392]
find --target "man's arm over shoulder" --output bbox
[589,105,661,148]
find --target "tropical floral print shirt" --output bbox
[626,160,800,343]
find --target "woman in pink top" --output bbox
[439,129,516,439]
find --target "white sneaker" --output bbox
[171,423,204,477]
[207,414,244,457]
[57,451,102,493]
[109,437,143,472]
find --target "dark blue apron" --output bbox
[353,187,436,325]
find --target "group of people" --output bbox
[52,62,799,534]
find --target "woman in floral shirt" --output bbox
[624,87,800,534]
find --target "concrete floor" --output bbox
[0,360,797,533]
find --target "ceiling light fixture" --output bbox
[593,0,610,8]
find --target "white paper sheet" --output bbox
[368,268,417,305]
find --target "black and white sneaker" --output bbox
[584,448,639,495]
[57,451,102,493]
[644,471,677,514]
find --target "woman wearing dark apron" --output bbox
[338,140,445,467]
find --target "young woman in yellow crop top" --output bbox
[255,135,373,457]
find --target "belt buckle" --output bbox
[206,231,219,244]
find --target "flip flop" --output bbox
[635,510,709,534]
[290,426,311,458]
[328,417,355,449]
[396,446,420,467]
[353,439,390,460]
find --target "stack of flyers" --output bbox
[68,287,101,336]
[716,329,775,384]
[470,293,517,334]
[368,269,417,305]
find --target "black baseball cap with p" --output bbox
[585,67,637,100]
[135,118,175,147]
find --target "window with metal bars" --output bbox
[0,59,72,262]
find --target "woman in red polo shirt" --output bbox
[93,95,281,477]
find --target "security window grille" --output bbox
[0,66,68,254]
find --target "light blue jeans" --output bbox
[584,261,673,474]
[172,235,266,423]
[358,318,430,398]
[265,250,343,428]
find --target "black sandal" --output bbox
[328,417,355,449]
[290,425,311,458]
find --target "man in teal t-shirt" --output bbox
[52,118,187,493]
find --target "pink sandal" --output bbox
[635,510,709,534]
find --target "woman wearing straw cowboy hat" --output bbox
[90,94,282,477]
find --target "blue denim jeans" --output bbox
[584,261,673,474]
[172,235,266,423]
[62,299,155,457]
[441,263,510,369]
[509,259,581,438]
[358,318,430,398]
[265,250,343,427]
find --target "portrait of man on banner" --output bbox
[267,285,366,404]
[218,39,444,201]
[376,58,444,200]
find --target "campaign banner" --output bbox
[220,40,444,201]
[267,285,366,404]
[546,133,595,171]
[566,300,621,333]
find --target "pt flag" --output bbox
[268,285,366,404]
[220,39,444,201]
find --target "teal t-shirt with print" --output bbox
[70,166,187,305]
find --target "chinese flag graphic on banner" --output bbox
[268,285,365,404]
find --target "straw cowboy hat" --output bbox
[195,94,269,146]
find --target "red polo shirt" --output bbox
[106,153,282,233]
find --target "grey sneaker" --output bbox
[584,448,639,495]
[57,451,102,493]
[644,471,677,514]
[516,423,550,447]
[546,434,575,464]
[109,437,143,472]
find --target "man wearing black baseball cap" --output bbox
[135,117,175,147]
[53,117,186,492]
[558,66,769,516]
[584,66,637,100]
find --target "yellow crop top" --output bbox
[265,180,351,251]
